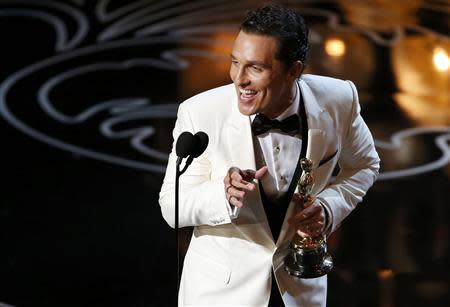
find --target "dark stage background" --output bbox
[0,0,449,306]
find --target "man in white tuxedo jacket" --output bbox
[159,5,380,307]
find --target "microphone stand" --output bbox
[175,156,189,302]
[173,131,208,305]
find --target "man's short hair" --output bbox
[240,5,309,68]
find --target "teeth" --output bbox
[239,89,257,95]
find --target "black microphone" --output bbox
[184,132,209,169]
[175,131,196,165]
[193,131,209,157]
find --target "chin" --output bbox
[237,103,257,116]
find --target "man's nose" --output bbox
[235,67,250,86]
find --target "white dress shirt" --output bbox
[251,83,301,202]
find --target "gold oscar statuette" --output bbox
[284,158,333,278]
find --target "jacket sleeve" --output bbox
[316,81,380,235]
[158,102,232,229]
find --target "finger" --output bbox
[297,231,309,238]
[289,215,320,226]
[302,203,322,215]
[309,225,324,237]
[241,166,268,181]
[296,229,311,238]
[299,223,322,237]
[297,208,323,221]
[241,168,266,188]
[289,211,312,224]
[305,228,322,238]
[288,206,325,228]
[225,185,233,195]
[227,187,245,199]
[296,217,324,227]
[313,221,325,234]
[290,215,324,230]
[306,221,324,230]
[227,167,241,176]
[228,196,243,208]
[240,169,256,182]
[223,174,231,186]
[296,204,322,221]
[229,170,243,182]
[230,179,256,191]
[301,207,325,226]
[289,214,322,226]
[254,166,268,179]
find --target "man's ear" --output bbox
[289,61,303,79]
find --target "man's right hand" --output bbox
[223,166,268,208]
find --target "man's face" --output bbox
[230,31,299,118]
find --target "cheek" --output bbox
[266,80,284,97]
[256,75,275,91]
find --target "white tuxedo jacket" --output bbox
[159,75,380,306]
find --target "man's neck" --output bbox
[264,82,299,120]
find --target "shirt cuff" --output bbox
[225,198,240,219]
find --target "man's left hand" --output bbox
[288,193,326,238]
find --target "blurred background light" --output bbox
[325,37,346,58]
[433,46,450,72]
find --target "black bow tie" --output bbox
[251,113,300,136]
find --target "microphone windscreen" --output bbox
[176,132,196,158]
[192,132,209,158]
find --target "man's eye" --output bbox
[252,65,262,72]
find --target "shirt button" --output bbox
[274,146,280,153]
[280,176,286,182]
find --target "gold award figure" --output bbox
[284,158,333,278]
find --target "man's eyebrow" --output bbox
[230,54,268,67]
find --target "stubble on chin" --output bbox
[237,103,256,116]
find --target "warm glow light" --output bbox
[325,38,346,57]
[433,47,450,71]
[391,36,450,126]
[377,269,395,280]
